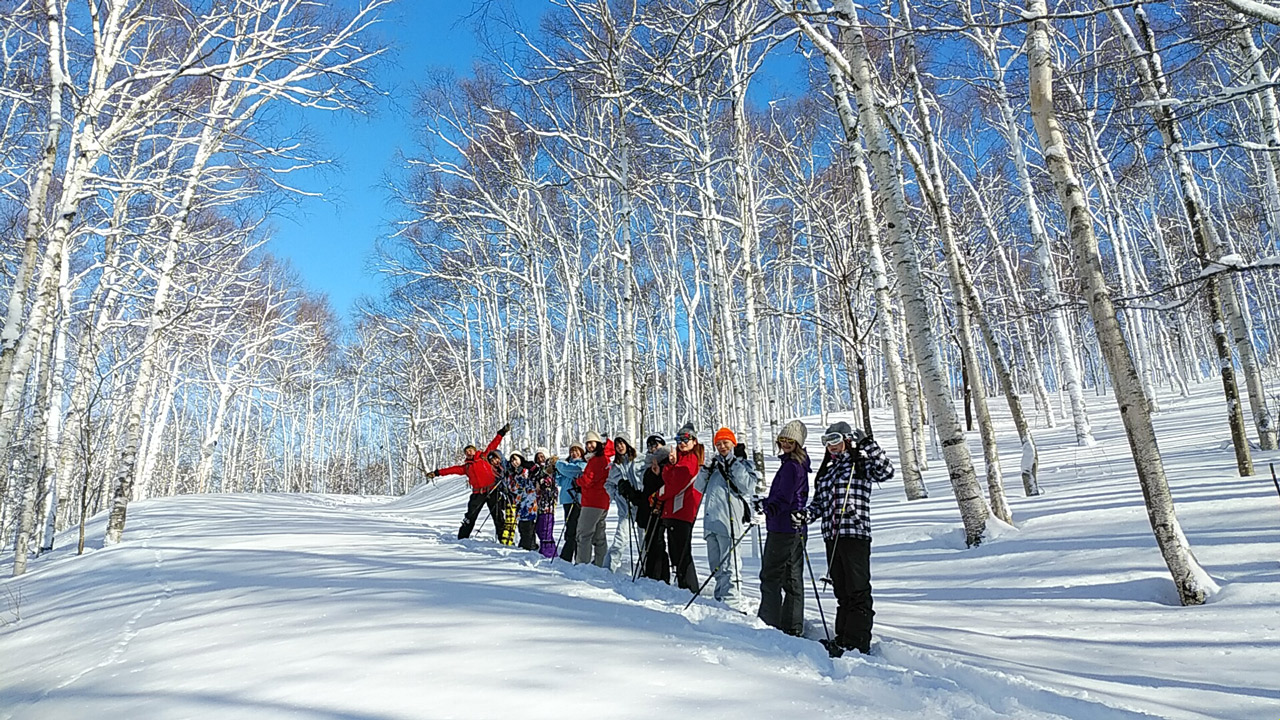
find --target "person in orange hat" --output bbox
[694,426,757,611]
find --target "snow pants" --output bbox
[517,519,538,551]
[705,530,744,611]
[826,536,873,654]
[536,513,556,558]
[605,500,641,573]
[559,503,580,562]
[458,491,504,540]
[664,518,699,592]
[758,531,805,636]
[575,506,609,567]
[499,503,517,546]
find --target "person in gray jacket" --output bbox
[695,426,757,612]
[605,434,643,574]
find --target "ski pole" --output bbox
[802,533,832,646]
[1272,463,1280,507]
[683,521,755,611]
[552,512,568,563]
[633,500,663,581]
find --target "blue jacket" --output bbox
[555,458,586,505]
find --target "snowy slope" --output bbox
[1,384,1278,719]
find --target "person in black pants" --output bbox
[634,434,671,582]
[659,423,704,592]
[792,421,895,657]
[554,443,587,562]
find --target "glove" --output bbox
[751,495,765,514]
[425,470,437,479]
[648,493,663,513]
[791,510,807,530]
[734,443,747,460]
[498,422,511,436]
[852,428,867,443]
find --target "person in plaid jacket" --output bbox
[793,421,894,657]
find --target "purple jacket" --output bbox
[764,454,811,534]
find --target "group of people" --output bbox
[425,417,895,658]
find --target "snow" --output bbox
[3,384,1280,720]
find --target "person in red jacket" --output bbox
[659,422,704,591]
[427,423,509,540]
[574,431,613,566]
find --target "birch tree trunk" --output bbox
[1027,0,1216,605]
[965,21,1093,444]
[893,6,1012,519]
[0,0,66,397]
[784,0,987,544]
[807,7,925,500]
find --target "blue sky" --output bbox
[267,1,809,322]
[266,0,546,320]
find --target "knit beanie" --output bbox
[825,421,854,438]
[535,446,549,459]
[645,433,666,448]
[675,422,697,441]
[713,427,737,446]
[777,420,807,446]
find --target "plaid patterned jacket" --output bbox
[802,436,895,541]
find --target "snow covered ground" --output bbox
[2,383,1278,719]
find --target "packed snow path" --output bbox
[2,489,1141,720]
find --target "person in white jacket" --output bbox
[695,426,757,612]
[605,434,643,574]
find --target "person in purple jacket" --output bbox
[757,420,811,636]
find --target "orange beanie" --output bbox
[713,427,737,446]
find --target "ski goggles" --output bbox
[675,432,696,444]
[821,432,846,447]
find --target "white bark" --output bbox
[1027,0,1217,605]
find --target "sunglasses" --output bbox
[676,434,695,444]
[821,432,845,447]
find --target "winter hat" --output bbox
[535,446,549,458]
[822,421,854,445]
[777,420,807,446]
[584,430,604,446]
[510,451,528,466]
[487,449,504,462]
[713,427,737,446]
[675,422,697,443]
[645,433,666,448]
[613,433,635,452]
